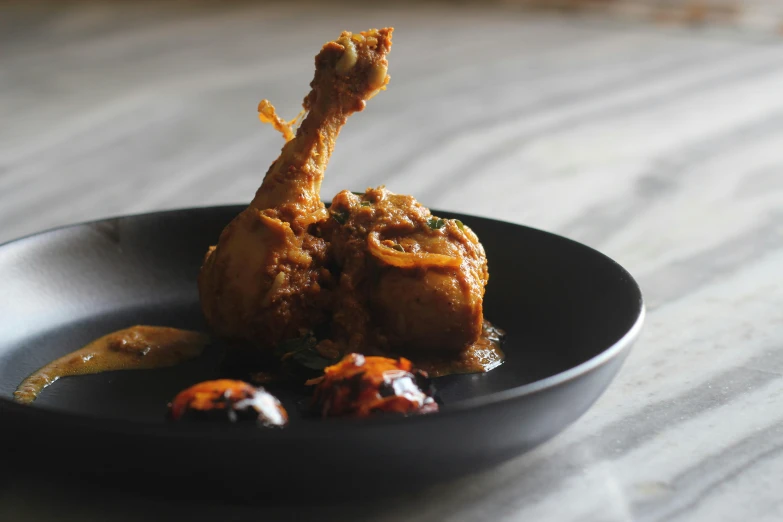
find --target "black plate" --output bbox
[0,206,643,498]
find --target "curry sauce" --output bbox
[412,321,505,378]
[14,326,208,404]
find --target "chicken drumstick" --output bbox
[198,28,393,350]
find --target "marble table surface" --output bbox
[2,2,783,521]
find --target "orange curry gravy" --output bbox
[409,321,505,378]
[14,326,209,404]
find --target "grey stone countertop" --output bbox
[1,2,782,521]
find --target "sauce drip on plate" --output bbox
[412,321,505,378]
[14,325,209,404]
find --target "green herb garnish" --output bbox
[274,332,336,370]
[392,244,404,252]
[360,201,371,207]
[331,210,348,225]
[455,219,465,231]
[427,217,445,230]
[273,332,316,358]
[292,349,335,371]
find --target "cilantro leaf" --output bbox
[427,217,445,230]
[274,332,337,371]
[331,210,348,225]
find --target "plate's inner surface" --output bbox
[0,207,640,423]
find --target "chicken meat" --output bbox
[198,28,393,350]
[326,187,489,355]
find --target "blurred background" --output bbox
[2,0,783,296]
